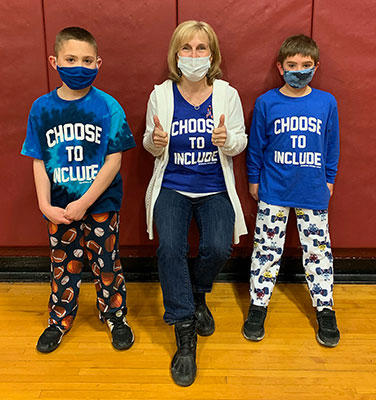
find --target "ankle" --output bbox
[193,292,206,306]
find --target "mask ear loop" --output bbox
[206,54,212,78]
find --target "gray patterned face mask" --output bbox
[177,56,211,82]
[283,67,315,88]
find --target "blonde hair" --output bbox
[167,20,222,85]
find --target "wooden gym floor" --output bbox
[0,282,375,400]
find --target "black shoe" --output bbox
[106,309,134,350]
[194,292,215,336]
[171,319,197,387]
[36,325,64,353]
[316,308,340,347]
[243,304,267,341]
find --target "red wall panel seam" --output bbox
[176,0,179,25]
[41,0,51,93]
[310,0,315,37]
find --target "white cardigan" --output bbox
[143,79,248,244]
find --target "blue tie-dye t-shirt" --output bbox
[21,87,136,214]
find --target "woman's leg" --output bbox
[191,192,235,293]
[154,188,195,324]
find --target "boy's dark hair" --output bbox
[277,34,319,65]
[54,27,97,56]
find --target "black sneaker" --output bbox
[171,319,197,387]
[106,309,134,350]
[36,325,64,353]
[243,304,267,341]
[194,292,215,336]
[316,308,340,347]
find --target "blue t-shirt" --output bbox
[21,87,136,214]
[162,83,226,193]
[246,88,340,210]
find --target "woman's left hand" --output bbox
[212,114,227,147]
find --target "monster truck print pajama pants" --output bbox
[250,201,334,311]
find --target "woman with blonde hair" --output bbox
[143,20,247,386]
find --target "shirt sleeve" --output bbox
[246,98,267,183]
[143,88,166,158]
[325,99,340,183]
[21,105,43,160]
[107,101,136,155]
[220,86,247,156]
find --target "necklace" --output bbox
[177,84,212,111]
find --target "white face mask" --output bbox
[177,56,211,82]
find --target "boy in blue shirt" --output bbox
[244,34,340,347]
[21,27,136,353]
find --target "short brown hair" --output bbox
[277,34,319,65]
[167,20,222,85]
[54,27,97,56]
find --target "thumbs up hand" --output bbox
[152,115,168,148]
[212,114,227,147]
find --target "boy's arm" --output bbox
[64,152,122,221]
[33,159,72,225]
[325,100,340,196]
[327,183,334,197]
[249,183,259,201]
[246,99,267,198]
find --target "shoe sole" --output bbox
[242,328,265,342]
[316,332,339,348]
[171,367,197,387]
[197,325,215,337]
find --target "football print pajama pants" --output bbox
[47,211,127,331]
[250,200,334,310]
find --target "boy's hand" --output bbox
[249,183,259,201]
[153,115,168,148]
[44,206,72,225]
[64,199,88,221]
[327,182,334,197]
[212,114,227,147]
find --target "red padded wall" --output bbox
[312,0,376,248]
[0,1,48,245]
[0,0,375,252]
[0,0,176,248]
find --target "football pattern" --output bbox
[47,211,127,330]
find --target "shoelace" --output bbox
[108,316,127,332]
[177,323,196,350]
[249,309,266,324]
[318,314,337,330]
[45,326,59,335]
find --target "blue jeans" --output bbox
[154,188,235,324]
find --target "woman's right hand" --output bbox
[153,115,168,148]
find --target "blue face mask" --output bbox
[57,66,98,90]
[283,67,315,89]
